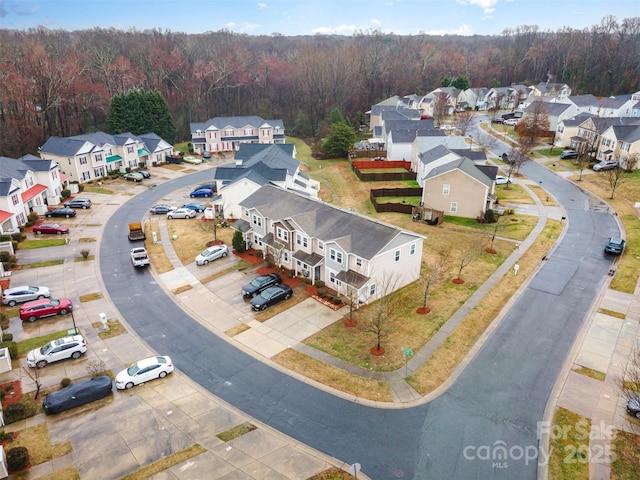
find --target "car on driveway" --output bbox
[182,156,202,165]
[604,237,625,255]
[495,175,511,185]
[33,223,69,235]
[27,335,87,368]
[189,187,214,198]
[593,159,618,171]
[20,298,73,322]
[491,118,504,124]
[504,118,519,126]
[627,396,640,418]
[149,204,175,215]
[138,170,151,178]
[202,151,211,159]
[123,172,144,182]
[43,375,112,414]
[115,355,174,389]
[181,203,207,213]
[242,273,282,297]
[45,207,76,218]
[195,244,229,265]
[2,285,51,306]
[63,198,92,209]
[167,208,197,219]
[250,284,293,311]
[560,150,578,159]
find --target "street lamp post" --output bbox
[70,310,78,335]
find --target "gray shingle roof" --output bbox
[190,116,284,133]
[423,157,493,187]
[240,185,420,260]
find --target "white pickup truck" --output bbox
[130,247,150,267]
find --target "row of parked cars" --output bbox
[559,149,619,171]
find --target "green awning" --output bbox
[137,148,150,156]
[106,155,122,163]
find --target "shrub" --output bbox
[4,403,27,424]
[86,359,106,376]
[27,211,39,224]
[80,249,90,259]
[0,429,12,443]
[2,333,12,342]
[60,378,71,388]
[317,286,328,298]
[332,296,342,305]
[6,446,29,471]
[0,341,18,361]
[232,230,246,253]
[61,189,71,199]
[78,184,85,192]
[315,280,325,288]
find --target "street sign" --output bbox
[402,347,413,358]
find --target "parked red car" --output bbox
[20,298,73,322]
[32,223,69,235]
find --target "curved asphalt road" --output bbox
[101,156,619,479]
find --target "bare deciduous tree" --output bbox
[454,110,474,136]
[453,243,484,284]
[22,367,42,399]
[361,274,402,355]
[419,247,452,314]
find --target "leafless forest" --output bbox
[0,15,638,157]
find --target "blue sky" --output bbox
[0,0,636,36]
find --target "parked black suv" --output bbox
[242,273,282,297]
[604,237,625,255]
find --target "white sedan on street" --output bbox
[115,356,174,389]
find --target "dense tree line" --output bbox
[0,15,638,157]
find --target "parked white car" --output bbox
[115,356,174,389]
[495,175,512,185]
[195,244,229,265]
[2,285,51,306]
[167,208,197,219]
[27,335,87,368]
[182,156,202,165]
[504,118,519,126]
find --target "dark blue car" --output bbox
[189,188,214,198]
[43,375,113,414]
[181,203,207,213]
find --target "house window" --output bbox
[127,146,134,154]
[329,248,343,264]
[95,154,103,163]
[296,233,308,248]
[282,251,289,262]
[225,129,234,137]
[11,194,19,206]
[395,250,400,262]
[450,202,458,212]
[356,257,362,267]
[330,272,336,284]
[252,214,262,227]
[442,184,450,195]
[82,171,91,181]
[79,157,87,165]
[410,243,416,255]
[244,127,253,136]
[254,235,263,247]
[369,283,376,296]
[318,241,324,250]
[276,227,288,241]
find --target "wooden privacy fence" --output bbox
[352,160,416,182]
[370,187,423,214]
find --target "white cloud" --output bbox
[312,24,360,34]
[418,23,475,36]
[371,19,381,27]
[455,0,499,14]
[257,2,267,9]
[239,22,261,32]
[226,22,237,29]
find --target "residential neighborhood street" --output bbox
[93,154,623,479]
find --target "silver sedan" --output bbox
[167,208,197,219]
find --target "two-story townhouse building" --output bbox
[595,95,637,118]
[523,101,579,132]
[597,124,640,168]
[463,87,491,110]
[553,112,594,148]
[386,128,443,161]
[0,155,64,233]
[486,87,517,110]
[235,185,424,303]
[39,132,172,184]
[411,135,469,174]
[530,82,572,101]
[421,156,496,218]
[208,143,320,220]
[190,116,285,155]
[570,117,640,156]
[380,118,438,146]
